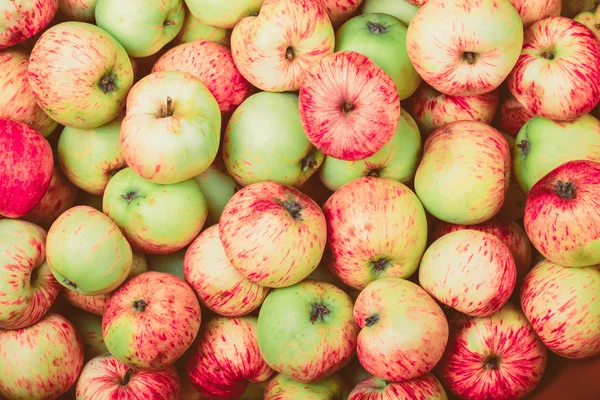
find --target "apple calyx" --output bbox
[368,169,381,178]
[281,200,303,220]
[157,96,174,118]
[121,368,133,385]
[371,258,391,273]
[285,47,294,61]
[164,20,176,27]
[367,21,389,35]
[132,299,148,312]
[516,139,530,157]
[121,191,140,204]
[463,52,477,65]
[99,73,117,94]
[341,100,354,115]
[555,180,576,200]
[365,313,379,327]
[310,303,329,323]
[541,51,555,61]
[300,150,319,173]
[63,277,78,290]
[29,268,39,284]
[484,355,501,370]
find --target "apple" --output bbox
[510,0,562,28]
[147,248,186,280]
[231,0,335,92]
[46,205,133,295]
[265,373,350,400]
[323,177,427,289]
[299,51,400,161]
[184,225,270,317]
[66,309,107,361]
[175,6,230,46]
[185,0,264,29]
[151,40,252,115]
[562,0,597,17]
[524,160,600,267]
[257,280,359,382]
[514,114,600,193]
[59,0,97,22]
[0,313,83,400]
[223,92,323,187]
[120,71,221,185]
[194,161,239,225]
[349,374,447,400]
[438,303,547,400]
[405,83,500,137]
[0,48,57,136]
[361,0,420,25]
[508,17,600,121]
[219,181,326,288]
[354,277,449,381]
[574,4,600,39]
[28,21,134,129]
[415,121,511,224]
[58,112,126,195]
[0,0,58,49]
[521,259,600,359]
[494,91,534,137]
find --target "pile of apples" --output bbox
[2,0,600,399]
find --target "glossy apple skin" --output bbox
[175,7,230,46]
[324,177,427,290]
[508,17,600,121]
[66,309,107,361]
[0,0,58,49]
[574,5,600,39]
[361,0,420,25]
[186,316,273,399]
[354,278,449,382]
[0,313,83,400]
[28,21,134,129]
[59,0,97,22]
[407,0,523,96]
[524,160,600,267]
[349,374,448,400]
[265,373,349,400]
[510,0,561,27]
[223,92,323,187]
[231,0,334,92]
[439,303,547,400]
[520,259,600,359]
[194,162,239,225]
[0,118,53,218]
[186,0,264,29]
[300,51,400,161]
[152,40,251,114]
[405,83,499,137]
[415,121,511,225]
[219,181,327,288]
[494,91,534,137]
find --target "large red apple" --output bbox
[349,374,447,400]
[510,0,562,27]
[494,91,534,137]
[0,0,58,49]
[299,51,400,161]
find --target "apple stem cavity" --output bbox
[367,21,389,34]
[164,20,176,26]
[99,73,117,94]
[281,200,303,220]
[463,52,476,65]
[30,268,39,283]
[157,96,174,118]
[368,169,381,178]
[310,303,329,323]
[541,51,555,60]
[63,278,77,290]
[300,150,318,173]
[485,356,500,370]
[555,180,576,200]
[365,313,379,327]
[121,191,140,204]
[132,299,148,312]
[371,258,391,272]
[121,368,133,385]
[285,47,294,61]
[342,100,354,114]
[516,139,530,157]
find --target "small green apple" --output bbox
[146,247,186,280]
[185,0,264,29]
[194,162,239,225]
[361,0,420,26]
[176,6,230,46]
[66,309,107,361]
[264,373,349,400]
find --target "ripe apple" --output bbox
[223,92,323,187]
[151,40,252,114]
[0,119,53,218]
[59,0,97,22]
[405,83,500,137]
[508,17,600,121]
[257,280,359,382]
[66,309,107,361]
[414,121,511,224]
[194,162,239,225]
[265,373,350,400]
[186,316,273,399]
[219,181,326,288]
[299,51,400,161]
[120,71,221,185]
[58,112,126,195]
[0,313,83,400]
[175,6,230,46]
[349,374,447,400]
[185,0,264,29]
[494,91,534,137]
[361,0,420,25]
[335,13,421,100]
[0,48,57,136]
[510,0,561,27]
[317,0,362,26]
[46,205,133,295]
[439,303,547,400]
[147,248,186,280]
[323,177,427,289]
[521,259,600,359]
[28,21,134,129]
[0,0,58,49]
[562,0,597,17]
[231,0,334,92]
[354,278,449,382]
[574,3,600,41]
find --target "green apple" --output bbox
[66,309,107,361]
[102,167,207,255]
[176,6,230,46]
[194,162,239,225]
[514,114,600,193]
[335,13,421,100]
[95,0,184,57]
[320,109,421,191]
[223,92,323,187]
[361,0,420,26]
[46,205,133,295]
[264,373,349,400]
[146,247,186,280]
[185,0,264,29]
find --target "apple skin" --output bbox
[349,374,448,400]
[354,278,449,382]
[414,121,511,225]
[574,3,600,39]
[524,160,600,267]
[494,91,534,137]
[219,181,327,288]
[0,48,57,136]
[508,17,600,121]
[194,162,239,226]
[103,271,201,369]
[438,303,548,400]
[231,0,334,92]
[299,51,400,161]
[175,6,230,46]
[520,259,600,359]
[265,373,350,400]
[335,13,421,100]
[513,114,600,193]
[120,71,221,185]
[0,118,53,218]
[66,309,107,361]
[405,83,500,137]
[0,313,83,400]
[407,0,523,96]
[28,21,134,129]
[46,205,133,295]
[223,92,323,187]
[510,0,561,28]
[317,0,363,26]
[361,0,420,25]
[0,0,58,49]
[58,112,126,195]
[185,0,264,29]
[151,40,252,115]
[59,0,96,22]
[257,280,359,383]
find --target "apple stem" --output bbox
[310,303,329,323]
[300,150,318,173]
[541,51,554,60]
[367,21,388,34]
[368,169,380,178]
[464,52,476,65]
[132,299,148,312]
[365,313,379,327]
[99,73,117,94]
[63,278,77,290]
[121,368,133,385]
[285,47,294,61]
[371,258,390,272]
[281,200,303,220]
[166,96,173,117]
[516,139,530,157]
[555,180,576,200]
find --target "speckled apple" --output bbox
[0,0,58,49]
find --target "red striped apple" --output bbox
[494,91,534,137]
[348,374,447,400]
[574,3,600,39]
[265,373,349,400]
[510,0,561,27]
[0,0,58,49]
[318,0,363,26]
